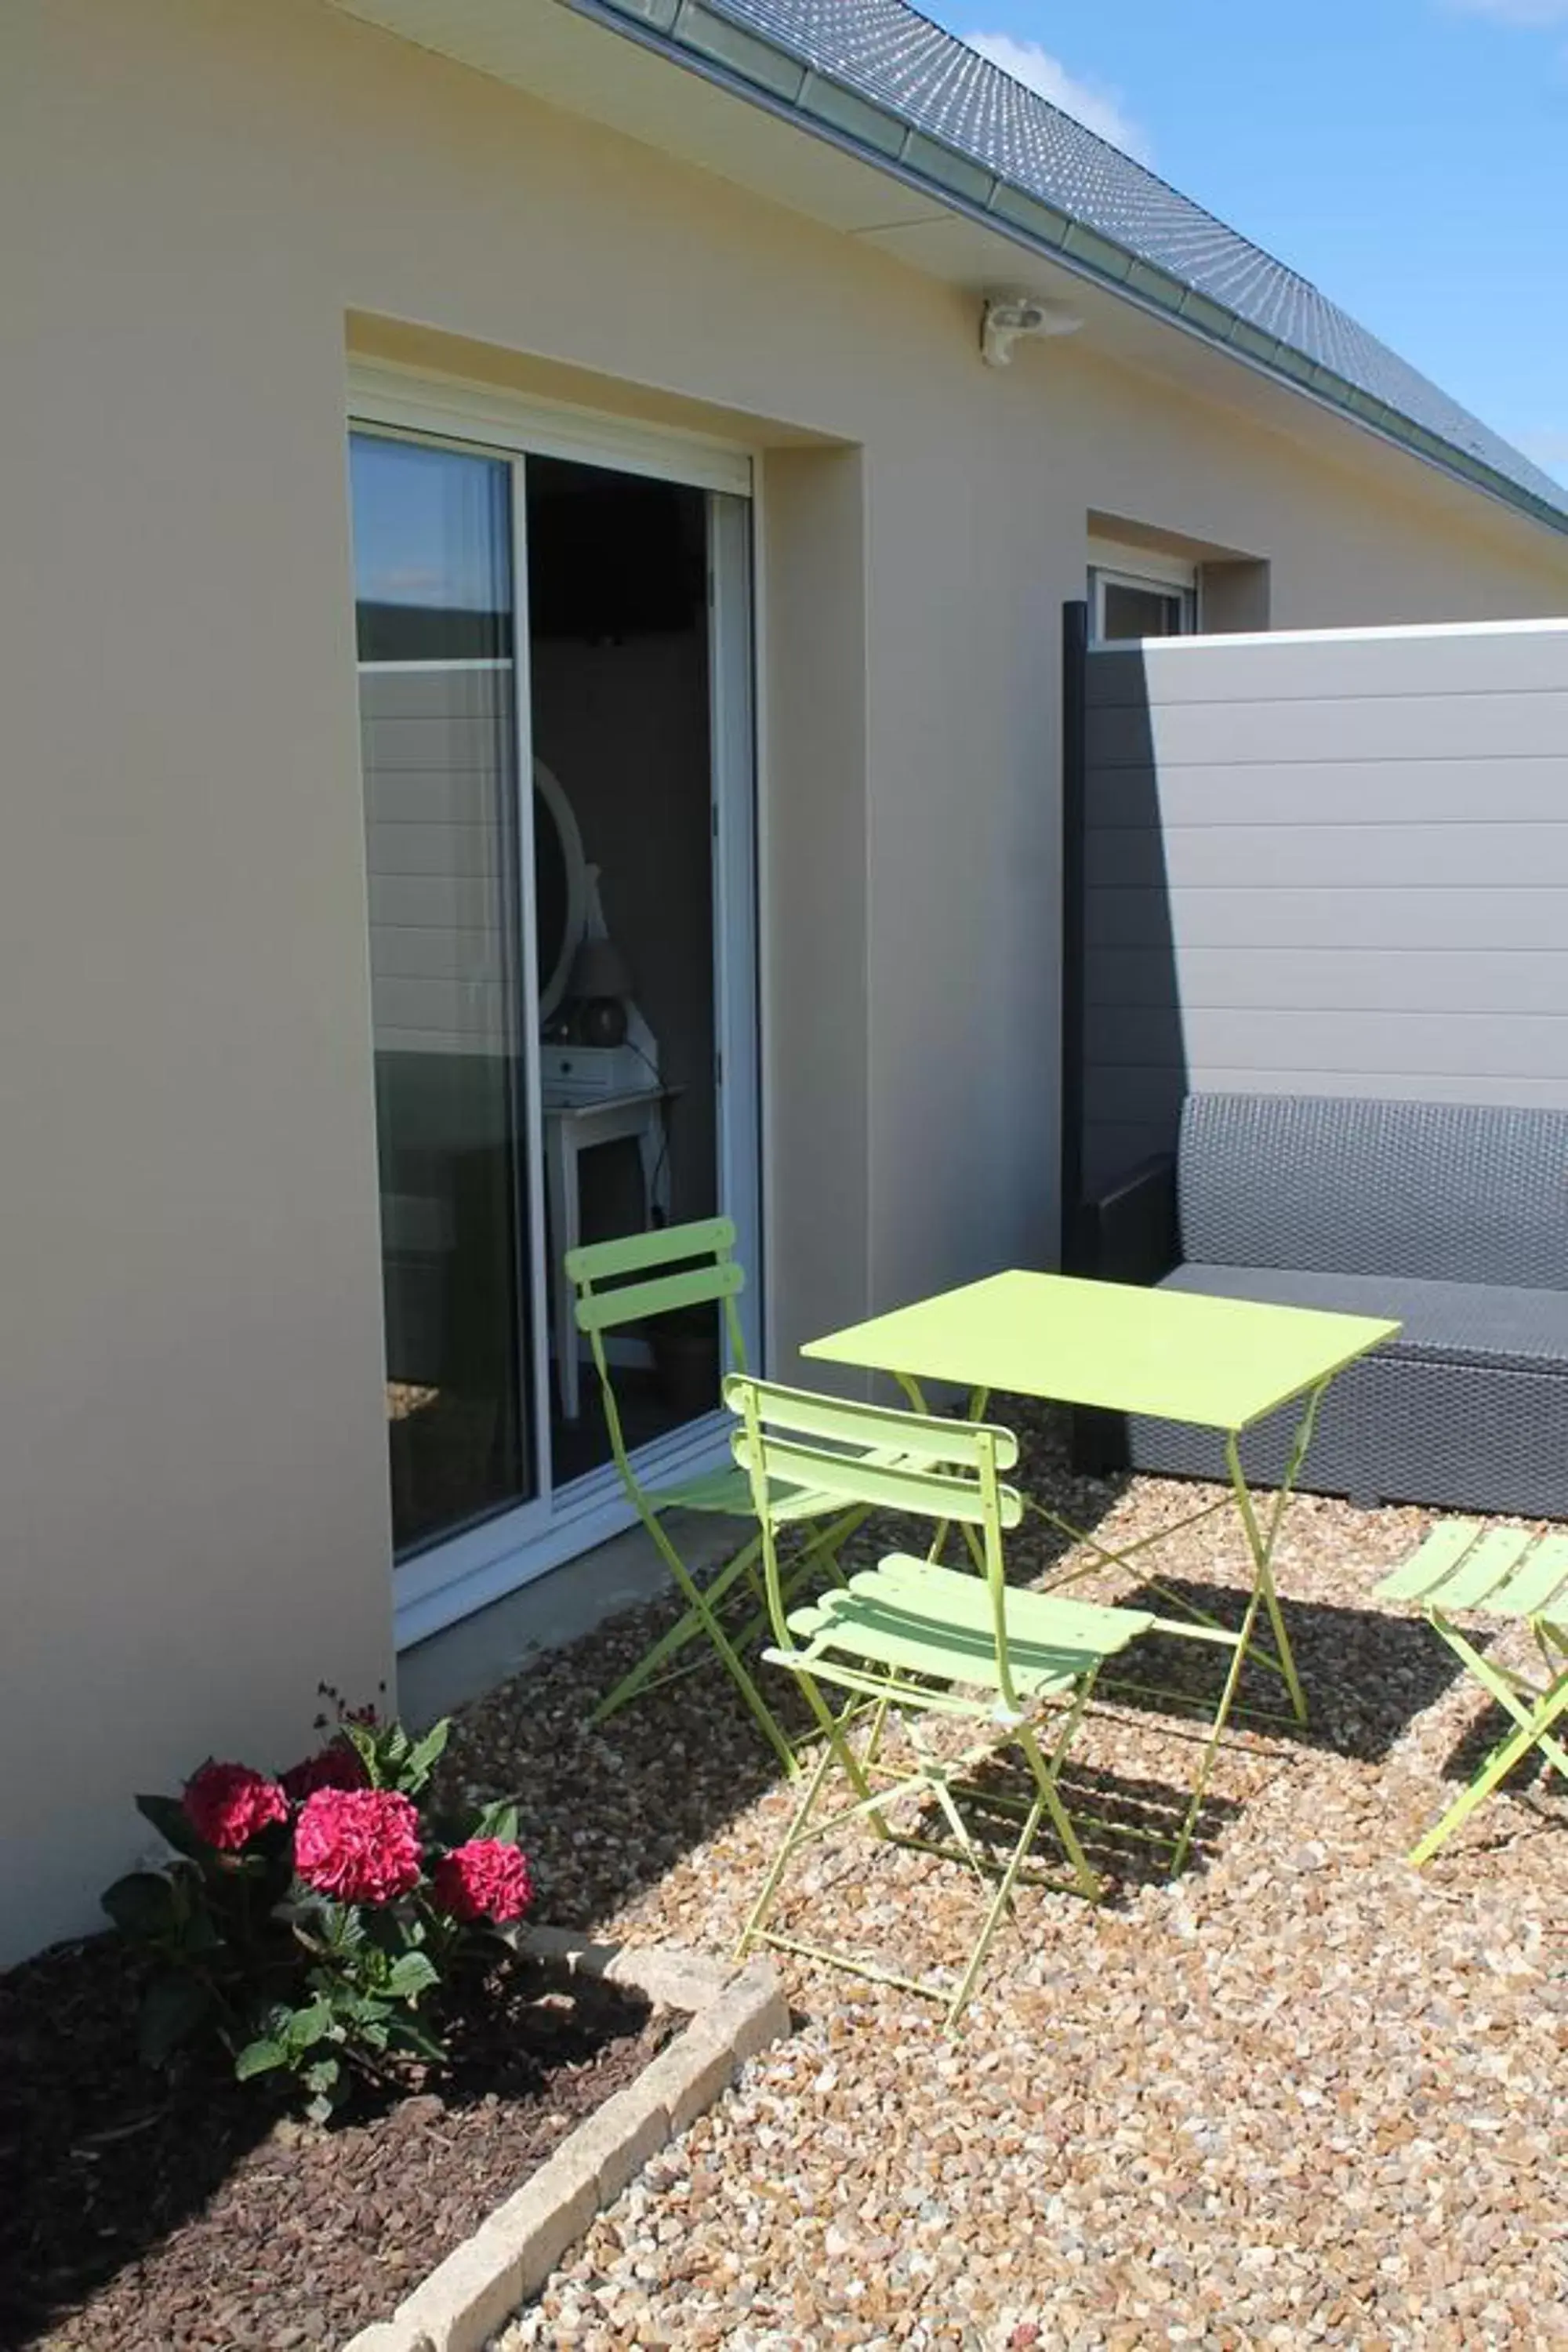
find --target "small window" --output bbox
[1090,566,1196,644]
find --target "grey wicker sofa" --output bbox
[1073,1091,1568,1518]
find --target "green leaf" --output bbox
[390,2013,448,2064]
[234,2037,289,2080]
[402,1720,450,1791]
[179,1904,224,1958]
[387,1951,439,2003]
[135,1792,205,1860]
[347,1939,391,1991]
[284,2001,336,2053]
[336,1988,391,2027]
[473,1799,520,1846]
[101,1869,180,1943]
[138,1972,211,2067]
[343,1722,381,1784]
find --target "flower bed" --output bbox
[0,1691,688,2347]
[0,1930,669,2349]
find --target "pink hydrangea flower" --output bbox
[279,1743,368,1804]
[293,1786,422,1905]
[183,1761,289,1853]
[432,1838,535,1925]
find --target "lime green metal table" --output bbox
[804,1271,1399,1868]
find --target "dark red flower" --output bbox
[432,1838,535,1925]
[182,1761,288,1853]
[293,1787,422,1905]
[279,1742,367,1803]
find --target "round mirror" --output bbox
[533,757,586,1023]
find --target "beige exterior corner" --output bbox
[4,0,1566,1958]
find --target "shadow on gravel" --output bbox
[1101,1577,1468,1765]
[442,1398,1467,1929]
[1440,1682,1568,1799]
[921,1751,1243,1894]
[970,1399,1468,1765]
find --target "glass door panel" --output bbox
[350,432,535,1555]
[524,456,721,1480]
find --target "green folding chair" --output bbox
[1377,1521,1568,1865]
[567,1218,855,1776]
[727,1374,1156,2027]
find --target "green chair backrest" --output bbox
[725,1374,1028,1715]
[566,1218,748,1492]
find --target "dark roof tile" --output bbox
[684,0,1567,522]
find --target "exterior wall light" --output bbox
[980,292,1083,368]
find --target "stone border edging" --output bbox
[342,1927,789,2352]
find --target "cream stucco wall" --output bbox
[5,0,1566,1956]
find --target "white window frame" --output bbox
[347,358,753,498]
[345,362,764,1648]
[1086,532,1200,644]
[1087,563,1199,644]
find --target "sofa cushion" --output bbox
[1162,1261,1568,1377]
[1177,1093,1568,1289]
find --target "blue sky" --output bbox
[924,2,1568,485]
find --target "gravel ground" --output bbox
[444,1409,1568,2350]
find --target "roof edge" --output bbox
[562,0,1568,542]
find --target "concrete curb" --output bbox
[340,1928,789,2352]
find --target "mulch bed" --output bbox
[0,1933,674,2352]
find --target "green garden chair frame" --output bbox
[567,1218,854,1776]
[1377,1520,1568,1865]
[727,1374,1156,2027]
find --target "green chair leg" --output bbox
[1407,1622,1568,1866]
[590,1530,770,1724]
[727,1375,1156,2027]
[1377,1522,1568,1866]
[567,1219,852,1773]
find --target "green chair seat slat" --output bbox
[655,1447,924,1522]
[575,1258,744,1333]
[728,1370,1147,2024]
[732,1428,1022,1529]
[1378,1522,1568,1615]
[786,1592,1084,1699]
[566,1218,735,1283]
[1386,1519,1568,1864]
[1492,1535,1568,1619]
[651,1465,799,1516]
[1433,1527,1541,1609]
[869,1553,1153,1653]
[1376,1521,1486,1602]
[785,1559,1152,1693]
[721,1373,1018,1471]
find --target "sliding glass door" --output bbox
[349,398,758,1620]
[351,435,535,1555]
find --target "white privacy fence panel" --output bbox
[1080,618,1568,1199]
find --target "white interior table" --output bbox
[543,1085,673,1420]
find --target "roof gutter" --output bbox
[560,0,1568,542]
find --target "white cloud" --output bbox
[964,31,1151,162]
[1446,0,1568,22]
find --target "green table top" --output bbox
[803,1270,1399,1433]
